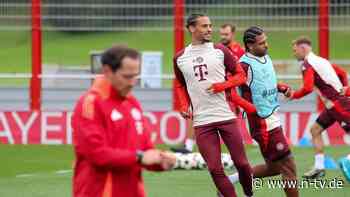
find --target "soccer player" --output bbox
[227,26,299,197]
[285,37,350,179]
[219,23,245,60]
[220,23,245,115]
[71,45,176,197]
[173,13,253,197]
[171,24,245,154]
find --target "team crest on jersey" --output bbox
[196,56,204,63]
[193,56,204,64]
[276,142,285,151]
[131,108,142,121]
[111,109,123,121]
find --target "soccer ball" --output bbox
[180,154,197,170]
[173,153,183,169]
[221,153,233,170]
[192,153,206,169]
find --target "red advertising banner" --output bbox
[0,111,349,146]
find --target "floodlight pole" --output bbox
[31,0,42,111]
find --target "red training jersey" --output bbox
[227,41,245,60]
[292,63,348,100]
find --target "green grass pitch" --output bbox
[0,144,349,197]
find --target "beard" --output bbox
[220,38,230,46]
[254,49,268,57]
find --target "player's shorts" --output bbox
[316,96,350,132]
[252,127,291,162]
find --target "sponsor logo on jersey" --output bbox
[111,109,123,121]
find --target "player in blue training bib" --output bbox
[227,26,299,197]
[239,53,279,118]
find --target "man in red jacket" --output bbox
[72,45,176,197]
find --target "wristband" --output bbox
[136,150,144,164]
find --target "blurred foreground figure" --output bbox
[71,45,176,197]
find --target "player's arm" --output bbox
[277,82,291,93]
[173,57,192,118]
[223,45,246,86]
[344,86,350,96]
[231,90,257,114]
[229,63,257,114]
[73,94,140,170]
[277,82,292,97]
[332,64,348,86]
[209,64,246,93]
[209,45,247,93]
[290,67,315,99]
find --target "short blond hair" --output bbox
[292,36,312,46]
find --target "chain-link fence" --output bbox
[0,1,349,90]
[1,0,350,31]
[0,0,350,110]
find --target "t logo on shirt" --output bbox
[193,64,208,81]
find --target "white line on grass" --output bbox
[55,169,72,174]
[15,174,36,178]
[16,169,72,178]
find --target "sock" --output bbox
[228,173,239,184]
[185,139,194,151]
[314,154,325,170]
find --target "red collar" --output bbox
[91,75,130,101]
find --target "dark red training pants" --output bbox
[195,119,253,197]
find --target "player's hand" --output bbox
[278,83,292,98]
[340,88,345,96]
[206,83,225,94]
[340,86,350,97]
[284,88,293,98]
[206,84,215,94]
[180,111,191,119]
[160,151,176,170]
[179,106,193,119]
[141,149,162,165]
